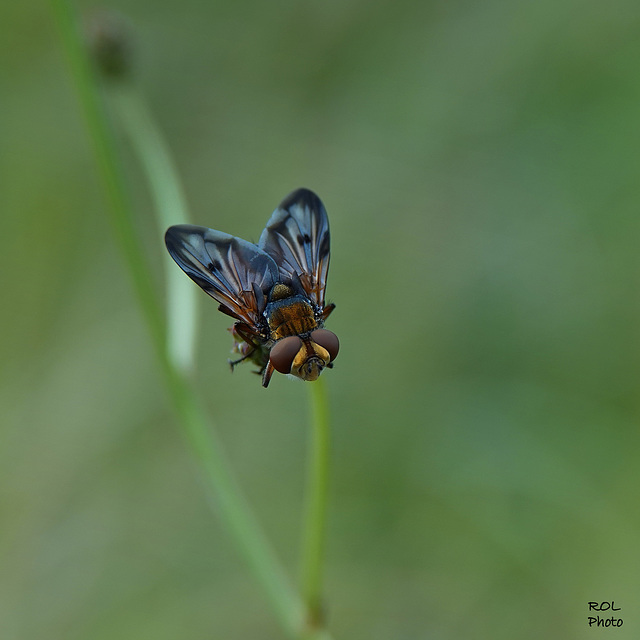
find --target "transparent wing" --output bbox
[258,188,331,307]
[165,224,279,326]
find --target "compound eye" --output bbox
[310,329,339,362]
[270,336,303,374]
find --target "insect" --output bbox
[165,188,338,387]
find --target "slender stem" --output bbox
[109,85,198,373]
[107,85,304,634]
[164,366,304,635]
[51,0,166,355]
[301,376,331,632]
[51,2,315,637]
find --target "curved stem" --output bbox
[165,366,305,635]
[51,0,166,355]
[51,2,317,637]
[109,84,198,374]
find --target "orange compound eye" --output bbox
[269,336,304,374]
[310,329,339,362]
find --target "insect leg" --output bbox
[322,303,336,320]
[228,352,255,371]
[262,361,275,388]
[228,322,263,371]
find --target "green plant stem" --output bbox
[301,376,331,632]
[164,366,304,636]
[109,84,197,374]
[51,1,317,637]
[51,0,166,355]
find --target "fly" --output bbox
[164,188,338,387]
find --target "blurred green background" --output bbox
[3,0,640,638]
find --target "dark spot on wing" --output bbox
[319,232,330,256]
[297,233,311,245]
[207,259,221,272]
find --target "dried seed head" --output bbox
[85,10,133,80]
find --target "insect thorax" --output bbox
[265,285,319,341]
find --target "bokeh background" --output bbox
[3,0,640,638]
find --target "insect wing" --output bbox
[259,188,330,307]
[165,224,279,326]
